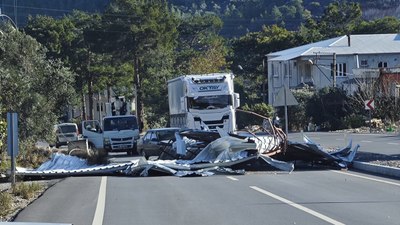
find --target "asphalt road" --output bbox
[13,132,400,225]
[288,131,400,156]
[14,169,400,225]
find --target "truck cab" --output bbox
[82,115,140,155]
[168,73,240,133]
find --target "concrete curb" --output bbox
[352,161,400,179]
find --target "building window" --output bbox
[331,63,347,77]
[284,63,288,77]
[360,60,368,67]
[271,63,278,77]
[378,61,388,68]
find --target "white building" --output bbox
[67,89,136,122]
[267,33,400,105]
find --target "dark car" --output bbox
[137,128,180,159]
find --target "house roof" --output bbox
[267,33,400,61]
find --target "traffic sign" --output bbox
[273,86,299,107]
[364,99,374,110]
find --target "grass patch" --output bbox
[12,182,43,199]
[0,191,12,217]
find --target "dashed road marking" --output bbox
[332,170,400,187]
[250,186,345,225]
[387,142,399,145]
[226,176,238,181]
[361,140,372,143]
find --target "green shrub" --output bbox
[0,152,10,174]
[17,139,51,169]
[0,191,12,216]
[237,103,274,129]
[344,114,365,129]
[12,182,42,199]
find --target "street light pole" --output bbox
[0,12,18,30]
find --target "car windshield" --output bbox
[188,95,231,110]
[103,116,138,131]
[157,130,178,141]
[58,125,77,133]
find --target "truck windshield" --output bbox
[188,95,231,110]
[103,116,138,131]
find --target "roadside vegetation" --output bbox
[1,0,400,171]
[0,182,44,219]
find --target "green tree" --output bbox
[102,0,178,129]
[230,25,299,106]
[287,88,314,131]
[0,25,76,142]
[354,16,400,34]
[318,1,362,38]
[306,87,351,131]
[26,13,91,120]
[174,14,226,74]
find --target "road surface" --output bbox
[288,131,399,156]
[14,171,400,225]
[14,132,400,225]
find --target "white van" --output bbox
[55,123,79,148]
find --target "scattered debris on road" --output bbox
[15,115,359,178]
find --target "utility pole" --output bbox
[333,53,337,88]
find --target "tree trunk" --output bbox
[81,93,87,120]
[88,79,94,120]
[134,56,144,131]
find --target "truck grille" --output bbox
[111,137,132,141]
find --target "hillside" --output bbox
[0,0,399,37]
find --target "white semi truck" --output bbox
[168,73,240,133]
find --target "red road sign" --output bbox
[364,99,375,110]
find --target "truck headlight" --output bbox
[104,137,110,145]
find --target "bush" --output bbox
[237,103,274,129]
[287,88,314,131]
[344,114,365,129]
[12,182,42,199]
[17,139,52,169]
[0,152,11,174]
[0,191,12,216]
[306,87,352,131]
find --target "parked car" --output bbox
[137,127,180,159]
[55,123,80,148]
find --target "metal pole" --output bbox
[284,85,288,134]
[333,53,337,88]
[11,146,16,186]
[369,109,372,133]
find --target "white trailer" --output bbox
[168,73,240,133]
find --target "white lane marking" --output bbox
[92,176,107,225]
[250,186,345,225]
[360,140,372,143]
[387,142,399,145]
[226,176,238,181]
[332,170,400,187]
